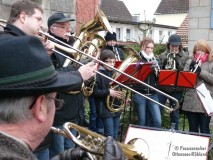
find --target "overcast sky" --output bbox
[120,0,161,21]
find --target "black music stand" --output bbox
[111,63,152,86]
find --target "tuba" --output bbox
[80,34,106,97]
[51,122,148,160]
[106,47,140,113]
[62,8,112,67]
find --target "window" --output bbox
[126,29,130,40]
[148,30,153,38]
[116,28,121,40]
[159,30,163,43]
[168,31,171,37]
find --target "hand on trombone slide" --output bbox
[38,33,55,56]
[78,61,97,81]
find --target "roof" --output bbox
[100,0,132,23]
[155,0,189,15]
[176,15,188,47]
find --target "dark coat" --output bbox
[49,31,84,126]
[0,133,37,160]
[157,49,188,93]
[131,52,158,95]
[0,23,26,38]
[92,66,121,118]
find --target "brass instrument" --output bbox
[165,47,179,70]
[79,34,105,97]
[113,46,121,60]
[106,47,139,113]
[51,122,148,160]
[37,30,179,112]
[62,8,112,67]
[165,52,176,70]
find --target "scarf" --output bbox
[140,51,154,61]
[194,53,209,63]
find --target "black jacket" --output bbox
[131,53,158,95]
[92,66,121,118]
[48,31,84,126]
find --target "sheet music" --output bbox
[125,126,210,160]
[196,83,213,116]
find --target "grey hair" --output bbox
[0,96,35,124]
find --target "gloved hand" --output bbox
[162,59,167,69]
[103,136,126,160]
[150,59,159,68]
[190,61,201,75]
[189,61,196,71]
[51,147,90,160]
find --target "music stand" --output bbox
[177,71,197,88]
[111,63,152,86]
[158,70,177,86]
[114,60,122,69]
[158,70,197,88]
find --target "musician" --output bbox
[102,31,125,61]
[158,34,188,130]
[92,49,122,140]
[182,39,213,134]
[0,0,54,55]
[0,1,96,159]
[47,12,88,158]
[0,36,125,160]
[88,31,125,134]
[132,37,162,128]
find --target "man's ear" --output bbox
[19,12,27,24]
[31,95,48,122]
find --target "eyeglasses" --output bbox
[46,96,65,110]
[105,60,116,64]
[29,96,64,110]
[52,25,70,30]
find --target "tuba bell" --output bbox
[63,8,112,67]
[81,34,106,97]
[106,47,140,113]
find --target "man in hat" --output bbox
[102,31,125,61]
[48,12,75,45]
[158,34,188,130]
[46,12,91,158]
[0,0,54,55]
[0,36,125,160]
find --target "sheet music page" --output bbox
[125,126,210,160]
[196,83,213,116]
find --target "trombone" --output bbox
[39,30,179,112]
[0,19,179,111]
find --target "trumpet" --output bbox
[165,52,176,70]
[38,29,179,112]
[51,122,149,160]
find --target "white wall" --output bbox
[99,22,177,45]
[155,13,188,27]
